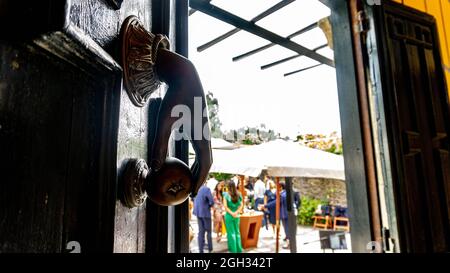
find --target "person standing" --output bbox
[263,180,277,235]
[262,181,290,249]
[254,175,266,209]
[193,184,214,253]
[213,181,225,242]
[188,198,195,247]
[254,175,266,227]
[223,181,244,253]
[244,177,254,208]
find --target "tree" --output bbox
[224,124,279,145]
[206,91,223,138]
[295,131,343,155]
[204,92,281,144]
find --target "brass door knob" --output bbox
[122,157,192,207]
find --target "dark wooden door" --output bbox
[373,1,450,252]
[0,0,184,253]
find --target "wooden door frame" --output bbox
[147,0,191,254]
[146,0,170,254]
[0,0,384,253]
[176,0,380,253]
[327,0,377,253]
[182,0,379,253]
[172,0,191,254]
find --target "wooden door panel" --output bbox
[68,0,157,253]
[63,73,120,252]
[384,25,419,132]
[113,91,150,253]
[376,1,450,252]
[0,0,166,252]
[0,45,73,252]
[402,151,428,251]
[70,0,121,48]
[424,48,450,221]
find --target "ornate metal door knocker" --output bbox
[121,16,170,107]
[120,16,212,207]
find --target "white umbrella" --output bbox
[208,148,264,177]
[189,138,260,176]
[208,139,345,180]
[211,138,237,150]
[263,140,345,180]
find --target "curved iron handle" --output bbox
[120,16,212,207]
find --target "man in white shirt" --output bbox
[253,175,266,210]
[206,176,218,193]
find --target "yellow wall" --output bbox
[392,0,450,98]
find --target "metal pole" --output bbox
[285,177,297,253]
[349,0,382,246]
[275,177,280,253]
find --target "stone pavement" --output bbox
[189,216,352,253]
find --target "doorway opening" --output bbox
[187,0,365,254]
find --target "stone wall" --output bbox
[292,177,347,207]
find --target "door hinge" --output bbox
[357,10,370,33]
[382,227,396,252]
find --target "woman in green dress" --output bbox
[223,180,244,253]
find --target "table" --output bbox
[239,211,264,249]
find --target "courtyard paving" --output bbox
[189,216,352,253]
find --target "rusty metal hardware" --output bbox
[121,16,170,107]
[120,15,212,207]
[122,158,192,207]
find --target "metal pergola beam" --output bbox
[196,0,295,52]
[232,22,318,62]
[284,63,323,77]
[190,0,335,67]
[233,43,274,62]
[318,0,332,8]
[189,0,211,16]
[261,43,328,70]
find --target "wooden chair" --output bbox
[333,217,349,232]
[313,215,333,229]
[312,205,333,230]
[332,206,350,232]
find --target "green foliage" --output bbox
[224,125,279,144]
[325,143,343,155]
[295,132,343,155]
[210,173,232,181]
[297,197,328,226]
[206,92,282,143]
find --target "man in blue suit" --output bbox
[193,184,214,253]
[262,181,290,248]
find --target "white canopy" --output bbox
[211,137,237,150]
[209,148,264,177]
[208,139,345,180]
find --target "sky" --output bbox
[188,0,342,139]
